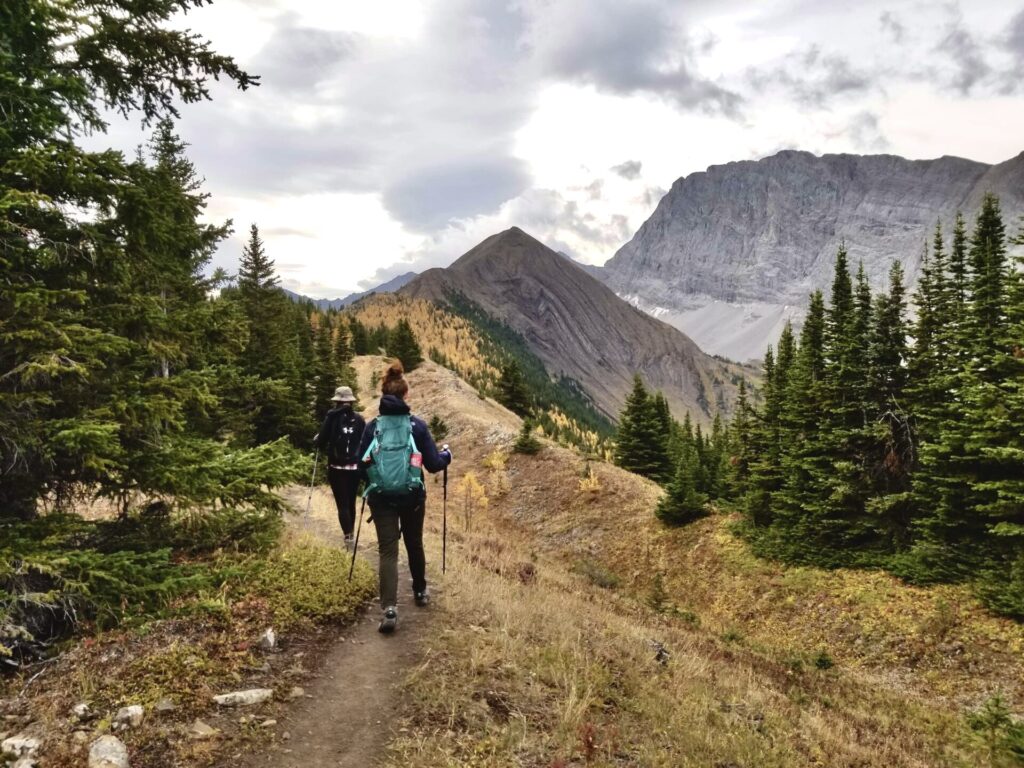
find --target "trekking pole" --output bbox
[442,465,448,575]
[349,496,366,581]
[304,447,319,518]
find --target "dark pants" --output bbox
[328,468,360,536]
[369,495,426,608]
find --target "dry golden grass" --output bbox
[369,357,1023,768]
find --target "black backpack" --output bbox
[328,409,364,465]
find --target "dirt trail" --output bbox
[232,483,432,768]
[233,357,502,768]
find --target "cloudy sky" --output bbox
[98,0,1024,298]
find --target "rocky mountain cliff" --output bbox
[401,227,747,423]
[602,150,1024,361]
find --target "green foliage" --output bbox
[737,200,1024,619]
[513,420,542,455]
[614,376,671,482]
[967,695,1024,762]
[496,359,531,416]
[240,539,376,629]
[428,414,450,441]
[388,318,424,371]
[0,503,287,663]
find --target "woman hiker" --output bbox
[316,386,366,547]
[358,361,452,633]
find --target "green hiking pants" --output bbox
[370,496,426,608]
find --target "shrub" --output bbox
[513,420,542,455]
[428,414,450,441]
[572,558,621,590]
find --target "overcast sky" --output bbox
[97,0,1024,298]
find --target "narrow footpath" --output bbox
[233,485,434,768]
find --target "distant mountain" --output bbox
[602,149,1024,361]
[401,227,748,423]
[283,271,418,310]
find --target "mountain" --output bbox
[282,271,418,310]
[602,149,1024,361]
[400,227,748,423]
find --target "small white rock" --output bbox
[257,628,277,651]
[287,686,304,700]
[13,758,37,768]
[187,719,219,741]
[88,735,129,768]
[260,719,277,728]
[154,698,176,713]
[1,734,40,758]
[113,705,144,729]
[71,703,92,721]
[212,689,274,707]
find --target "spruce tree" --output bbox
[513,419,542,455]
[614,375,671,482]
[388,319,423,371]
[968,194,1009,366]
[312,316,336,423]
[349,317,370,356]
[656,443,709,526]
[496,360,531,416]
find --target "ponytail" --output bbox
[381,360,409,399]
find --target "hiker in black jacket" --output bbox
[358,361,451,633]
[316,386,366,546]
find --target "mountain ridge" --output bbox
[401,226,748,423]
[282,271,418,310]
[601,148,1024,360]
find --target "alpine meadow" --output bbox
[2,2,1024,768]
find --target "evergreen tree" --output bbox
[614,375,671,482]
[656,443,709,526]
[868,261,909,405]
[349,317,370,356]
[388,319,424,371]
[496,360,531,416]
[312,316,336,423]
[513,419,542,455]
[728,379,752,498]
[968,194,1009,365]
[332,319,359,401]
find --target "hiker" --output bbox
[359,360,452,633]
[316,386,366,547]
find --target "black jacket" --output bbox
[358,395,451,480]
[317,406,366,466]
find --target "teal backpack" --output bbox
[362,414,424,497]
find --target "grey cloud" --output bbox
[359,187,635,288]
[1001,9,1024,91]
[381,155,531,232]
[746,46,872,108]
[937,7,992,94]
[879,11,905,43]
[1009,9,1024,55]
[839,111,891,152]
[522,0,742,115]
[254,21,358,92]
[611,160,643,180]
[639,186,667,209]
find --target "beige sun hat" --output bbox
[331,386,357,403]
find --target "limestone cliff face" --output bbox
[602,150,1024,360]
[401,227,747,423]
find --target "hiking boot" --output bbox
[414,589,430,607]
[378,606,398,634]
[343,534,355,550]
